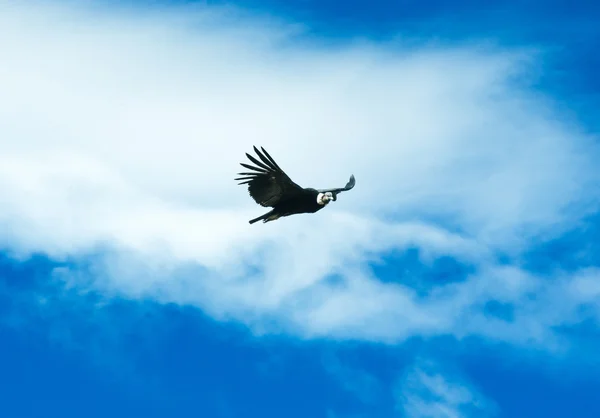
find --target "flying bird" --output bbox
[235,146,356,224]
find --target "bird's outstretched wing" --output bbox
[317,174,356,201]
[235,146,305,207]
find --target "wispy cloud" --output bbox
[1,0,599,351]
[396,358,497,418]
[322,350,383,406]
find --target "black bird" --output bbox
[235,146,356,224]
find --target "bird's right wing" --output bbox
[235,146,306,207]
[317,174,356,201]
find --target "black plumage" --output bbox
[235,146,356,224]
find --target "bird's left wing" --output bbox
[235,146,306,207]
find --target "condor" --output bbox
[235,146,356,224]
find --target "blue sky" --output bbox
[1,0,600,417]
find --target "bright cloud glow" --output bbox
[1,0,599,347]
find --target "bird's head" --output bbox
[317,192,334,205]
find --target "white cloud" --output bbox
[396,358,497,418]
[1,1,599,347]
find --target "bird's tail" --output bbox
[249,211,271,224]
